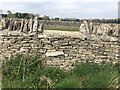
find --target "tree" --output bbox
[54,18,59,21]
[42,15,50,20]
[7,10,12,15]
[17,13,21,18]
[7,10,12,18]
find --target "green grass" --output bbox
[2,54,120,88]
[44,26,79,31]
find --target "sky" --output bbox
[0,0,119,19]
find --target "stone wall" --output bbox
[0,18,119,70]
[0,29,119,70]
[79,21,120,37]
[39,20,81,29]
[0,17,44,33]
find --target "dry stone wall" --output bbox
[39,20,81,29]
[0,18,119,70]
[0,17,44,34]
[79,21,120,37]
[0,30,119,70]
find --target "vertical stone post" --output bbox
[84,21,90,34]
[23,20,28,33]
[89,22,93,34]
[20,19,24,32]
[33,16,38,33]
[38,23,44,33]
[8,18,14,31]
[29,18,33,33]
[0,9,2,30]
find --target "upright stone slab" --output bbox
[0,21,2,30]
[93,26,98,34]
[84,21,90,34]
[79,24,86,34]
[89,22,93,34]
[13,20,18,31]
[38,23,44,33]
[113,25,119,36]
[8,19,14,31]
[20,19,24,32]
[29,18,33,33]
[23,20,28,33]
[33,17,38,33]
[97,24,103,35]
[1,18,6,29]
[17,21,21,30]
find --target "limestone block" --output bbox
[79,24,86,34]
[33,17,38,32]
[29,18,33,33]
[13,21,18,30]
[8,19,14,31]
[23,20,28,33]
[1,18,7,29]
[46,50,64,57]
[38,23,44,33]
[20,19,24,32]
[23,44,30,47]
[89,22,93,34]
[38,34,47,38]
[21,41,28,44]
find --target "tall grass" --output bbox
[2,54,119,88]
[72,63,119,88]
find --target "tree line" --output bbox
[1,10,120,24]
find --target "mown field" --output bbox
[2,54,120,88]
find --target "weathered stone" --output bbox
[33,17,38,32]
[46,50,64,57]
[23,20,28,33]
[80,24,86,34]
[89,22,93,34]
[20,19,24,32]
[92,26,98,34]
[1,18,7,29]
[113,25,119,36]
[38,34,47,38]
[38,23,44,33]
[29,18,33,33]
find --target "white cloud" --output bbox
[0,0,119,3]
[0,0,118,19]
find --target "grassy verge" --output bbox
[2,54,120,88]
[44,26,79,31]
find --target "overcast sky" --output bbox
[0,0,119,19]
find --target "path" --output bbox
[44,30,86,38]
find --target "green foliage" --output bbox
[2,54,119,88]
[6,10,35,19]
[43,67,68,83]
[55,75,81,88]
[41,15,50,20]
[72,63,119,88]
[52,18,59,21]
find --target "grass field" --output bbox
[2,54,120,88]
[44,26,79,31]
